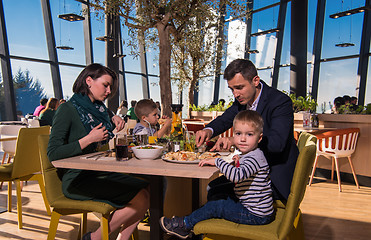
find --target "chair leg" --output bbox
[331,157,335,181]
[36,174,52,215]
[334,157,342,192]
[80,213,88,239]
[309,155,320,186]
[7,181,12,212]
[48,211,61,240]
[101,213,110,240]
[0,154,10,189]
[131,227,139,240]
[287,209,305,240]
[15,179,23,229]
[347,156,360,189]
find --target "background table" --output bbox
[52,155,219,240]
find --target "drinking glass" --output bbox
[185,131,195,152]
[115,134,128,161]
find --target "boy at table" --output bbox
[133,99,172,138]
[160,110,274,239]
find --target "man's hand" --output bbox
[199,158,216,167]
[195,129,213,147]
[111,115,125,131]
[210,137,234,151]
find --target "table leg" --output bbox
[191,179,202,240]
[150,175,163,240]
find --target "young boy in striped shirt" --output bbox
[160,110,274,239]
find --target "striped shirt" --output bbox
[133,122,156,136]
[215,148,274,217]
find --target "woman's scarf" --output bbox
[70,93,114,150]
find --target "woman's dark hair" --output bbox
[72,63,118,98]
[224,59,258,82]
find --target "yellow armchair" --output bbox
[193,132,317,240]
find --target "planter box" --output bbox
[190,111,224,122]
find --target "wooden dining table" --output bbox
[52,153,220,240]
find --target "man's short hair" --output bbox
[224,59,258,82]
[233,110,264,134]
[134,99,157,119]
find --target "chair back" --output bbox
[38,134,65,206]
[183,122,205,133]
[278,132,317,239]
[0,125,25,155]
[315,128,360,158]
[11,126,50,179]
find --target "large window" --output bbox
[249,6,279,69]
[10,60,53,116]
[321,1,365,59]
[317,59,359,113]
[51,0,85,65]
[126,73,143,102]
[4,0,48,60]
[60,65,84,99]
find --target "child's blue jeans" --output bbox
[184,197,273,229]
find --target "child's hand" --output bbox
[232,155,240,166]
[163,118,172,128]
[199,158,216,167]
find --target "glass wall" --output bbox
[317,59,359,112]
[4,0,48,60]
[1,0,371,120]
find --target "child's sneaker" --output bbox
[159,216,192,239]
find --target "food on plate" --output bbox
[163,151,221,161]
[198,152,221,159]
[163,151,198,161]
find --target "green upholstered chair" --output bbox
[193,132,317,240]
[0,126,51,229]
[38,134,118,240]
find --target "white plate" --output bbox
[162,157,200,164]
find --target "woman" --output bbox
[39,98,59,125]
[116,100,128,117]
[47,64,149,240]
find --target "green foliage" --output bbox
[289,93,318,113]
[189,100,232,112]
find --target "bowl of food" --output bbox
[131,145,164,160]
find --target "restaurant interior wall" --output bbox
[1,0,371,120]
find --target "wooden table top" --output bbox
[52,153,219,180]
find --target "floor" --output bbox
[0,178,371,239]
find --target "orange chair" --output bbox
[183,119,206,133]
[309,128,360,192]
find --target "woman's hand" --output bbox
[199,158,216,167]
[79,123,108,149]
[112,115,125,131]
[210,137,234,151]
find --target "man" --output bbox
[196,59,298,200]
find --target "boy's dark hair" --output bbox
[224,59,258,82]
[72,63,118,99]
[134,99,157,119]
[233,110,264,133]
